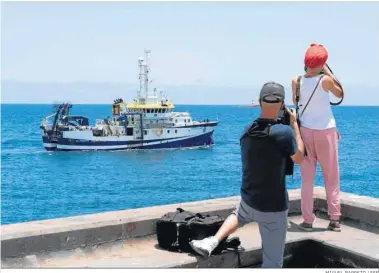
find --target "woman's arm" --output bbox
[321,66,344,98]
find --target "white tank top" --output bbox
[298,75,336,130]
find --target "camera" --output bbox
[277,105,294,176]
[277,105,291,126]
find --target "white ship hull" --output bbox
[42,122,217,151]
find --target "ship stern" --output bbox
[42,135,57,151]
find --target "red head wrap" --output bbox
[304,43,328,69]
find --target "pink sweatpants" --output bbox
[299,126,341,224]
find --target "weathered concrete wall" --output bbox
[1,187,378,260]
[315,190,379,228]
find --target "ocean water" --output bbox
[1,104,378,224]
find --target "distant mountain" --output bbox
[1,80,378,106]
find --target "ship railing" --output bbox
[172,112,190,118]
[66,125,92,131]
[144,123,173,129]
[95,119,106,125]
[192,121,205,125]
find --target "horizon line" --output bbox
[1,102,378,107]
[2,79,379,88]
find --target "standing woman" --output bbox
[291,44,344,232]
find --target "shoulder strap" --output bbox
[295,76,302,104]
[299,75,324,118]
[295,76,302,120]
[240,120,273,145]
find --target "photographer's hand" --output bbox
[286,107,297,125]
[286,108,305,164]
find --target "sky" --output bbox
[1,1,379,105]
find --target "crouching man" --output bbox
[189,82,305,268]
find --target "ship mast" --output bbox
[137,49,151,102]
[144,49,151,100]
[138,56,144,98]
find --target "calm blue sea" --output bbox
[1,104,378,224]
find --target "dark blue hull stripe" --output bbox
[55,131,214,151]
[174,122,219,129]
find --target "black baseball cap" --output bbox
[259,82,285,103]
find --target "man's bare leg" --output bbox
[215,214,239,241]
[189,214,239,257]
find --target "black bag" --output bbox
[156,208,240,254]
[156,208,195,252]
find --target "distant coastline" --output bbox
[2,80,379,106]
[1,103,379,107]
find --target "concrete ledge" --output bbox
[315,190,379,228]
[2,216,378,268]
[1,187,379,261]
[0,188,302,259]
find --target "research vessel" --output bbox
[40,50,218,151]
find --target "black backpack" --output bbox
[156,208,241,254]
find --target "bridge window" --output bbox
[175,130,177,133]
[167,130,170,133]
[144,130,148,135]
[175,119,178,123]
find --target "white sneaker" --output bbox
[189,236,219,257]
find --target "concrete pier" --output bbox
[1,187,379,268]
